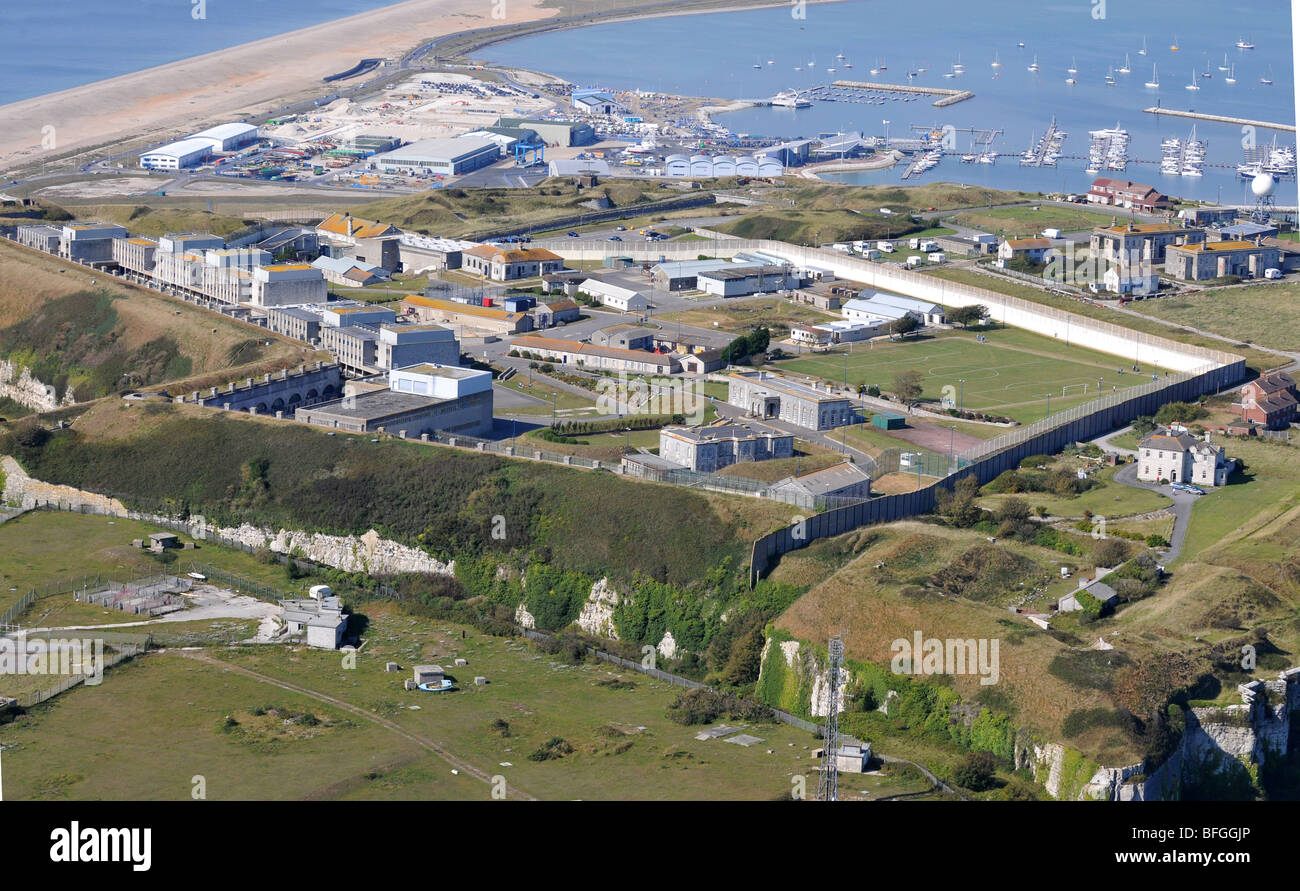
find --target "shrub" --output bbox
[953,751,998,791]
[528,736,574,761]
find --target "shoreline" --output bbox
[0,0,555,173]
[2,0,848,176]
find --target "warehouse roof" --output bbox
[190,122,258,141]
[141,137,212,159]
[402,295,524,321]
[376,136,499,163]
[512,335,677,369]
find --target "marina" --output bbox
[1161,126,1207,177]
[1020,117,1067,167]
[1086,124,1130,174]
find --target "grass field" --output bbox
[771,327,1150,424]
[947,205,1118,237]
[1133,283,1300,353]
[658,297,839,337]
[923,266,1280,375]
[0,511,314,619]
[0,601,931,801]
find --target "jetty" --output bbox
[1143,107,1295,133]
[832,80,973,107]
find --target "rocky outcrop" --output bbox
[810,659,848,719]
[515,602,536,630]
[2,456,126,514]
[199,521,453,576]
[0,359,74,413]
[577,577,619,639]
[656,630,678,661]
[1,456,454,577]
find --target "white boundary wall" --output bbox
[538,237,1242,376]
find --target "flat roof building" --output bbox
[296,363,493,437]
[372,137,500,175]
[495,117,595,147]
[250,263,327,307]
[1164,240,1281,281]
[402,294,534,336]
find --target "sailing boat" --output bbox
[1138,36,1148,56]
[1144,63,1160,88]
[752,58,762,69]
[1201,59,1213,78]
[1185,68,1200,90]
[1260,66,1274,85]
[1067,57,1078,74]
[952,54,965,72]
[878,58,888,70]
[1237,37,1256,49]
[1117,53,1131,75]
[1170,35,1180,51]
[1219,52,1230,71]
[1104,65,1116,85]
[1225,64,1237,84]
[991,51,1002,68]
[1027,54,1040,72]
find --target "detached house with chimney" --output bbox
[1137,427,1234,487]
[997,237,1057,268]
[1238,372,1298,429]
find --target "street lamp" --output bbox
[1045,393,1052,419]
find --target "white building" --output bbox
[578,279,649,312]
[250,264,328,307]
[389,363,492,400]
[188,122,260,152]
[1136,427,1233,487]
[139,137,213,170]
[280,587,348,650]
[851,290,946,325]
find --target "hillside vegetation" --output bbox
[73,204,251,238]
[0,241,308,401]
[354,178,701,236]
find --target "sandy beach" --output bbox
[0,0,555,173]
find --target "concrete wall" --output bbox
[749,361,1241,584]
[190,362,343,414]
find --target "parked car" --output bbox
[608,235,622,241]
[1185,485,1206,495]
[567,230,580,237]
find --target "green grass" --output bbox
[978,463,1171,519]
[947,205,1119,237]
[924,267,1277,374]
[0,606,831,801]
[0,510,355,619]
[1133,283,1300,353]
[771,328,1151,424]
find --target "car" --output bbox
[1185,485,1206,496]
[608,235,622,241]
[567,230,580,237]
[615,225,627,231]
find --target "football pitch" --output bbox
[774,327,1159,424]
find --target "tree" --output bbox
[893,369,924,407]
[949,304,990,328]
[891,314,921,337]
[953,751,998,791]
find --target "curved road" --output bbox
[1111,462,1196,564]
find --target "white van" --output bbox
[1042,227,1063,239]
[1265,268,1284,280]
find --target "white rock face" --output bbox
[657,630,678,661]
[780,640,800,667]
[577,577,619,639]
[810,665,848,718]
[188,518,454,576]
[0,359,73,413]
[515,602,536,629]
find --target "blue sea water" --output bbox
[478,0,1298,202]
[0,0,399,106]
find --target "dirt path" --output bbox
[175,649,536,801]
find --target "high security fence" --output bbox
[749,360,1239,584]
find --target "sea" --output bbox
[0,0,398,105]
[476,0,1298,202]
[3,0,1295,202]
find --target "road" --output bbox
[1111,462,1194,563]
